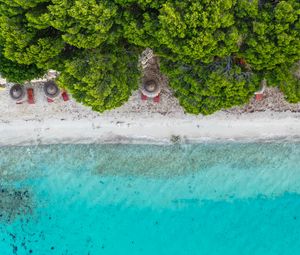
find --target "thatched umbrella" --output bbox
[141,79,161,98]
[43,80,60,98]
[9,84,25,101]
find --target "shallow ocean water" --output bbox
[0,142,300,255]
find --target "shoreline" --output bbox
[1,112,300,146]
[1,83,300,146]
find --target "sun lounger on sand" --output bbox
[47,97,54,103]
[141,93,147,100]
[61,91,69,101]
[254,79,267,101]
[141,92,160,103]
[153,95,160,103]
[27,88,35,104]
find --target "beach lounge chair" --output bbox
[254,79,266,101]
[47,97,54,103]
[61,91,69,101]
[141,93,147,100]
[27,88,35,104]
[153,94,160,103]
[255,93,263,101]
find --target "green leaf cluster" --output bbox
[0,47,45,83]
[0,0,299,114]
[264,62,300,103]
[57,44,140,112]
[237,0,300,71]
[161,57,257,114]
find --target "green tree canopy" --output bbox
[0,0,299,114]
[0,46,45,83]
[57,43,140,112]
[236,0,300,70]
[161,57,258,114]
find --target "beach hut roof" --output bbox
[141,79,161,98]
[9,84,25,101]
[44,80,60,98]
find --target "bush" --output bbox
[0,0,299,114]
[161,57,258,114]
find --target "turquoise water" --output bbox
[1,142,300,254]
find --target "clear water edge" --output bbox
[1,142,300,254]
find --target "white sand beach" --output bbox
[1,81,300,146]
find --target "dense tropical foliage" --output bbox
[0,0,299,114]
